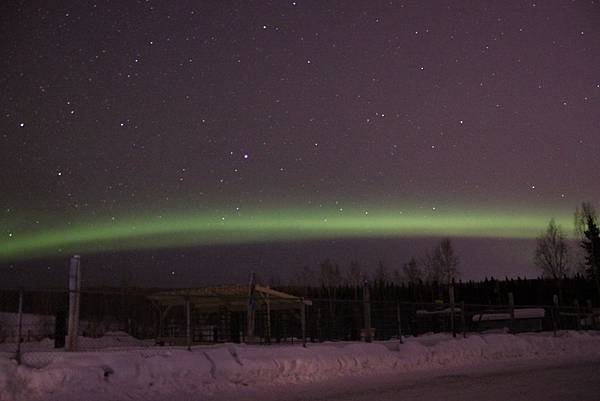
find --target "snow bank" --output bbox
[0,313,54,343]
[0,331,148,354]
[2,331,600,401]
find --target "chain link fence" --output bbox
[2,286,600,363]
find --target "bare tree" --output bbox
[391,268,403,285]
[534,219,570,299]
[421,251,438,283]
[427,238,460,285]
[402,257,422,284]
[534,219,570,279]
[346,260,364,287]
[290,265,315,294]
[373,260,389,284]
[319,259,342,288]
[346,260,364,299]
[319,259,342,328]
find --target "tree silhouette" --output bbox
[402,257,422,284]
[534,219,569,300]
[581,216,600,300]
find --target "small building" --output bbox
[147,283,311,346]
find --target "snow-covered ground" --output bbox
[2,331,600,401]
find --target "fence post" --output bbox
[15,290,23,364]
[265,295,272,344]
[574,299,581,331]
[587,299,594,330]
[300,298,307,347]
[552,294,559,337]
[317,306,322,342]
[449,285,456,338]
[396,301,403,344]
[246,273,256,343]
[461,301,466,338]
[412,303,418,336]
[508,292,514,334]
[67,255,81,352]
[363,280,372,342]
[185,297,191,350]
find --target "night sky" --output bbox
[2,1,600,286]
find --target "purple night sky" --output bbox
[1,1,599,286]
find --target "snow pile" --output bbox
[75,331,149,351]
[2,331,600,401]
[0,331,148,355]
[0,313,55,343]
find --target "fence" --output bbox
[2,284,600,364]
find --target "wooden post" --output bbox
[575,299,581,331]
[552,294,559,337]
[157,304,173,344]
[449,285,456,338]
[363,280,372,342]
[67,255,81,352]
[587,299,594,330]
[185,297,191,350]
[396,301,403,344]
[300,298,307,347]
[508,292,514,334]
[246,273,256,343]
[265,295,272,344]
[461,301,466,338]
[15,290,23,364]
[317,306,322,342]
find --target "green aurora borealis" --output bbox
[1,207,573,262]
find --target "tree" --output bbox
[433,238,460,285]
[346,260,364,299]
[402,257,422,284]
[319,259,342,337]
[421,239,459,300]
[420,251,441,283]
[534,219,570,298]
[581,216,600,300]
[346,260,364,287]
[391,269,403,285]
[574,202,597,238]
[290,265,315,292]
[319,258,342,289]
[319,258,342,315]
[373,260,389,284]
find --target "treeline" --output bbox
[279,201,600,307]
[286,238,460,290]
[281,274,600,307]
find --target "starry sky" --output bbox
[1,1,600,286]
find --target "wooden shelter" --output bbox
[148,281,311,347]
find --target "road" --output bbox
[217,357,600,401]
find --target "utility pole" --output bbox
[362,280,372,342]
[15,290,23,364]
[67,255,81,352]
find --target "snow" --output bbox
[1,331,600,401]
[472,308,545,321]
[0,312,55,342]
[0,331,148,354]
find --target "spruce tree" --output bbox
[581,216,600,301]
